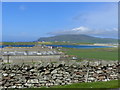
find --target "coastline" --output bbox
[1,42,118,48]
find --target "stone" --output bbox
[43,76,50,80]
[66,78,71,81]
[29,68,36,72]
[88,77,95,81]
[65,72,69,75]
[73,80,79,83]
[3,73,8,77]
[9,73,15,77]
[57,76,63,80]
[51,69,57,74]
[24,83,34,87]
[52,76,57,79]
[31,79,39,83]
[39,80,47,83]
[0,61,119,88]
[11,86,16,88]
[56,79,62,83]
[96,70,103,74]
[44,70,50,75]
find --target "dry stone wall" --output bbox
[0,61,120,88]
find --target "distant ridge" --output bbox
[38,34,117,43]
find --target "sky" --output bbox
[0,2,2,42]
[2,2,118,42]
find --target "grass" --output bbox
[2,42,118,61]
[2,42,37,45]
[8,80,119,89]
[51,80,119,88]
[2,41,94,45]
[3,62,11,64]
[61,47,118,61]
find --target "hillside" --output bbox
[38,34,117,43]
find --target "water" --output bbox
[0,44,112,49]
[46,45,112,49]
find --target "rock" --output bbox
[3,76,11,80]
[9,73,15,77]
[44,70,50,75]
[65,78,71,81]
[57,76,63,80]
[27,79,39,84]
[39,80,47,83]
[65,72,69,75]
[52,76,57,79]
[56,79,62,83]
[1,61,119,88]
[97,75,106,80]
[43,76,50,80]
[51,69,57,74]
[88,77,95,81]
[24,83,34,87]
[30,69,36,72]
[11,86,16,88]
[73,80,79,83]
[96,70,103,74]
[3,73,8,77]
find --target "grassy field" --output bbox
[51,80,119,88]
[61,47,118,60]
[2,41,94,45]
[48,42,93,45]
[2,42,37,45]
[8,80,119,89]
[2,42,118,61]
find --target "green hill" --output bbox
[38,34,117,43]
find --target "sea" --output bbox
[46,45,112,49]
[0,44,112,49]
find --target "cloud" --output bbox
[19,5,26,10]
[48,3,118,39]
[49,26,118,38]
[72,26,89,31]
[113,28,118,31]
[72,3,117,29]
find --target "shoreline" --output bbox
[0,44,117,48]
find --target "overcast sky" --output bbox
[2,2,118,42]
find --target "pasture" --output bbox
[61,47,118,61]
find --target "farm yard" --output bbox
[0,44,119,89]
[2,1,119,89]
[60,47,118,61]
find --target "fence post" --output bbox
[7,55,9,63]
[85,61,89,82]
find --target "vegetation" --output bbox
[2,41,94,45]
[38,34,117,43]
[61,47,118,60]
[2,42,118,61]
[51,80,119,88]
[47,42,94,45]
[3,42,37,45]
[8,80,119,89]
[38,41,52,45]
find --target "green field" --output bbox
[2,42,37,45]
[8,80,119,89]
[61,47,118,60]
[2,41,94,45]
[2,42,118,61]
[51,80,119,88]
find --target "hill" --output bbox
[38,34,117,43]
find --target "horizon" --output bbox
[2,2,118,42]
[2,34,118,42]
